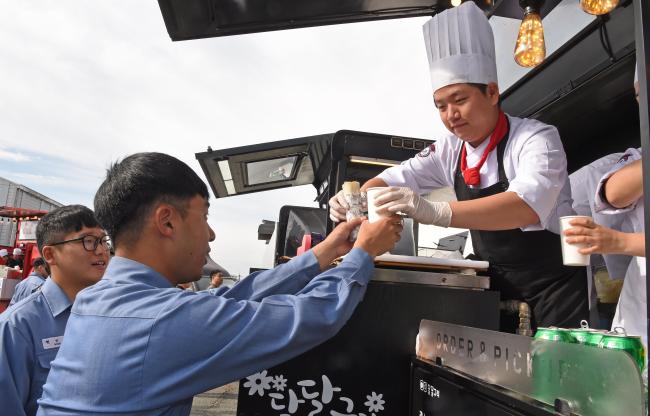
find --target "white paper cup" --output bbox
[366,187,389,223]
[559,215,592,266]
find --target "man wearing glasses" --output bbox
[0,205,109,416]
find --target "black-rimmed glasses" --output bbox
[49,235,111,252]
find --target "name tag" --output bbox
[42,336,63,350]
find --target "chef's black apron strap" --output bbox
[453,118,588,330]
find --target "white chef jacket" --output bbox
[378,114,574,233]
[570,152,634,280]
[594,148,646,347]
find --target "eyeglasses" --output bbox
[49,235,111,252]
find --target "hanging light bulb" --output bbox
[580,0,618,16]
[514,1,546,68]
[451,0,462,6]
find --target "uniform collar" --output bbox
[103,256,174,289]
[41,278,72,318]
[464,138,490,157]
[29,272,46,281]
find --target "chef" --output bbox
[330,2,588,329]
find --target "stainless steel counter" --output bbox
[372,266,490,290]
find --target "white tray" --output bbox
[374,254,489,271]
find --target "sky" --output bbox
[0,1,590,275]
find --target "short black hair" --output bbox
[32,257,46,268]
[94,152,209,248]
[36,205,101,254]
[468,83,488,94]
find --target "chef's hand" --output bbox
[329,190,349,223]
[353,216,403,258]
[563,217,625,255]
[312,217,364,269]
[374,187,452,227]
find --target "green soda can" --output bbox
[534,327,576,343]
[584,330,606,347]
[569,320,597,344]
[568,328,592,344]
[598,333,646,372]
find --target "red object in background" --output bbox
[0,267,22,314]
[296,234,313,256]
[0,206,48,279]
[296,233,325,256]
[22,244,40,277]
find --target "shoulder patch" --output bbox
[418,143,435,158]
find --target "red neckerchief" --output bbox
[460,111,508,186]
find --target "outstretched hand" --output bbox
[353,215,404,258]
[312,217,364,269]
[374,187,452,227]
[563,217,625,255]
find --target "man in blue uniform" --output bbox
[9,258,49,306]
[0,205,109,416]
[37,152,401,415]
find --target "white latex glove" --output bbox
[329,190,348,222]
[374,186,452,227]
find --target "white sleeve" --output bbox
[506,123,568,230]
[594,148,643,214]
[377,139,456,193]
[569,165,593,217]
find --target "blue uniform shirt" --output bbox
[38,249,373,415]
[10,274,47,306]
[0,278,71,416]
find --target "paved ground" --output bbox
[190,382,239,416]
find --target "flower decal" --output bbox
[272,374,288,391]
[364,391,385,413]
[243,370,273,396]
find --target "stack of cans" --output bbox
[534,321,645,372]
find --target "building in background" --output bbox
[0,177,62,247]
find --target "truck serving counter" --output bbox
[236,264,499,415]
[411,320,645,416]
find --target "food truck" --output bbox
[158,0,650,414]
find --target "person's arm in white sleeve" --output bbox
[330,142,453,223]
[503,124,566,230]
[448,191,539,230]
[372,127,563,230]
[594,149,643,214]
[604,158,643,209]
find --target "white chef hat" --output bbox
[13,248,22,256]
[0,249,7,257]
[423,1,497,93]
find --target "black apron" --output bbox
[453,122,588,330]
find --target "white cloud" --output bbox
[0,1,449,275]
[0,150,30,162]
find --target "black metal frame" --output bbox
[273,205,326,263]
[324,130,433,233]
[409,358,557,416]
[635,0,650,408]
[195,134,331,198]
